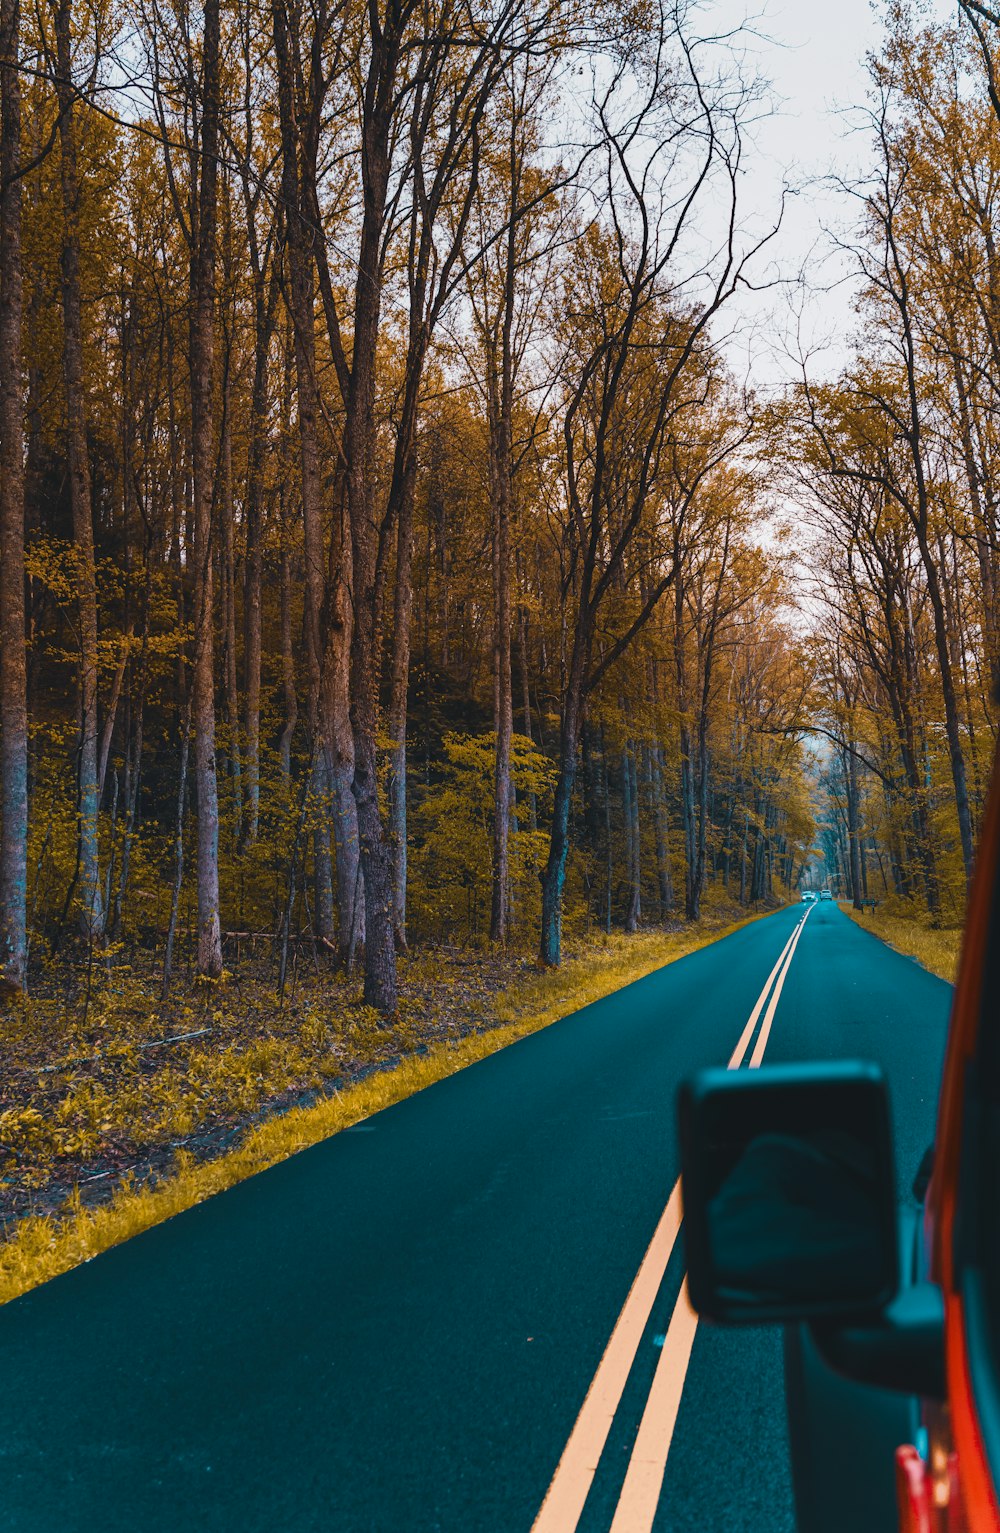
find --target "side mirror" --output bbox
[679,1061,899,1324]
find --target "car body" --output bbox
[802,890,817,903]
[680,739,1000,1532]
[819,888,832,900]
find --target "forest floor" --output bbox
[0,895,772,1302]
[844,903,963,983]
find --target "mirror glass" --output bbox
[681,1064,898,1322]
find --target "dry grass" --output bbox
[843,904,962,984]
[0,948,526,1224]
[0,904,774,1305]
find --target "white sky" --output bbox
[704,0,955,393]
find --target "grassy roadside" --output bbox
[0,905,775,1306]
[842,904,962,984]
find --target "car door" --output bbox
[926,742,1000,1530]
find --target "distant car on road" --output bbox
[819,888,832,900]
[801,890,816,903]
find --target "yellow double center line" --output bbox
[532,907,813,1533]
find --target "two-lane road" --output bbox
[0,902,951,1531]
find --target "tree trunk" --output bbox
[387,454,416,952]
[240,193,278,852]
[920,546,975,890]
[0,0,27,995]
[539,634,587,967]
[952,349,998,683]
[343,49,399,1014]
[55,0,103,942]
[622,735,640,933]
[272,0,342,947]
[888,186,975,893]
[242,414,264,845]
[602,728,613,933]
[326,515,363,965]
[692,717,710,921]
[278,541,297,780]
[896,694,940,914]
[649,740,674,916]
[845,744,863,909]
[162,718,189,998]
[112,628,146,941]
[220,376,243,845]
[311,751,335,945]
[519,603,533,740]
[489,363,514,945]
[278,326,297,781]
[189,0,223,977]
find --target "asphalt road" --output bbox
[0,902,952,1532]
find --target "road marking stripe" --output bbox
[725,920,800,1070]
[607,903,813,1533]
[607,1280,699,1533]
[749,906,811,1069]
[530,1182,685,1533]
[531,911,807,1533]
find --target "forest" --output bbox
[0,0,996,1033]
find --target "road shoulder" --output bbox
[842,903,960,983]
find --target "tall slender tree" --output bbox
[53,0,103,940]
[0,0,26,995]
[189,0,223,976]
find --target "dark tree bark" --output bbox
[844,744,864,909]
[622,731,640,933]
[232,7,280,850]
[488,353,514,943]
[0,0,27,995]
[242,339,266,844]
[219,364,243,845]
[649,740,674,917]
[189,0,223,976]
[387,451,416,952]
[54,0,103,941]
[344,41,398,1011]
[162,718,189,998]
[271,0,342,948]
[277,321,298,782]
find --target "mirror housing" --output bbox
[679,1061,899,1324]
